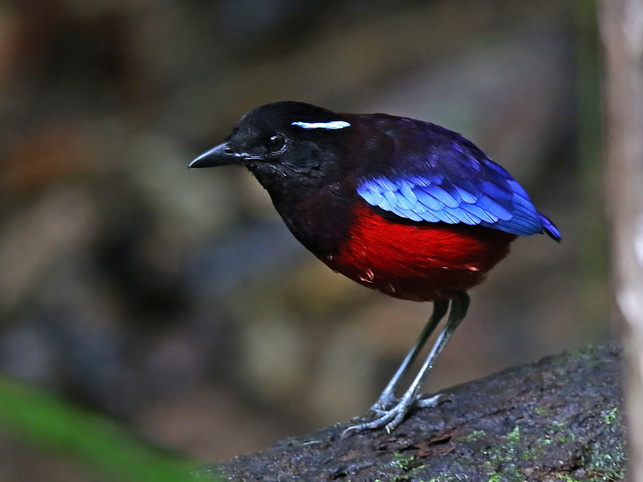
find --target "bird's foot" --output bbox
[342,397,413,438]
[342,392,449,438]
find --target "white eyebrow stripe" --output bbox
[291,120,351,130]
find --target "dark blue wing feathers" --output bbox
[356,129,561,240]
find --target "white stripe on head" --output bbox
[291,120,350,130]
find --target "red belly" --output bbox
[324,204,516,302]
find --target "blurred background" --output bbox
[0,0,608,479]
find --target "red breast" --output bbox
[322,203,517,302]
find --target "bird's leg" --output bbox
[343,293,470,437]
[369,300,449,413]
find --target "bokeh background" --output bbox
[0,0,608,479]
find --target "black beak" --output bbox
[189,142,243,168]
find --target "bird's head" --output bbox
[190,101,354,187]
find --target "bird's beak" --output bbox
[189,142,243,168]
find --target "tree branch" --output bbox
[199,343,625,481]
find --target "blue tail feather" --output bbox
[539,213,561,241]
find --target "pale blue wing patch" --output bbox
[357,174,548,237]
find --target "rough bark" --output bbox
[199,343,625,481]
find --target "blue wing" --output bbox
[357,145,561,240]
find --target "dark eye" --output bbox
[266,134,286,152]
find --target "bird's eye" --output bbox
[266,134,286,152]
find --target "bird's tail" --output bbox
[539,213,561,242]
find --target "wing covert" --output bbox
[357,161,547,237]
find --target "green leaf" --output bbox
[0,374,220,481]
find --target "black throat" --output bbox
[247,163,357,256]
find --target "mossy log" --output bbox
[200,343,625,481]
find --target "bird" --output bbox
[189,101,561,435]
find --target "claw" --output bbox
[415,393,445,408]
[340,423,363,439]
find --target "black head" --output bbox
[190,102,353,188]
